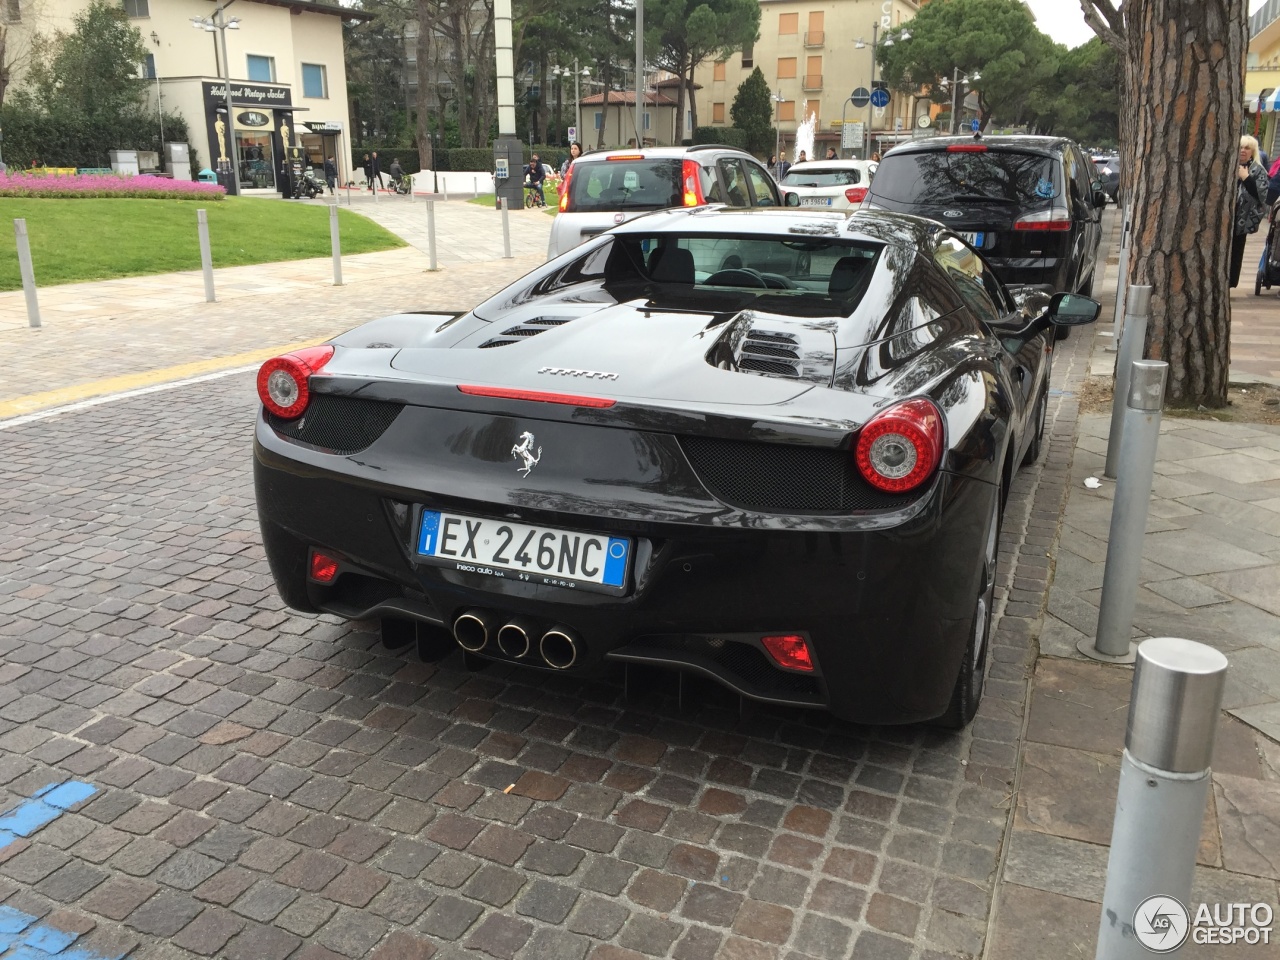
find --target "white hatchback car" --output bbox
[779,160,878,210]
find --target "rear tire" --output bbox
[936,487,1001,729]
[1022,389,1048,466]
[1257,274,1265,296]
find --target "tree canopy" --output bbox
[876,0,1059,131]
[730,66,773,156]
[650,0,759,132]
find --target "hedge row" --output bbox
[693,126,749,150]
[0,105,196,174]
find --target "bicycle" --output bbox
[524,178,547,208]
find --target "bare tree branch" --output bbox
[1079,0,1125,52]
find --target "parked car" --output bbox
[778,160,878,210]
[1091,155,1121,203]
[254,206,1099,728]
[866,135,1106,298]
[547,145,781,258]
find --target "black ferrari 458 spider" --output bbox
[253,207,1098,727]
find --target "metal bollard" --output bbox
[13,219,42,328]
[1081,359,1168,663]
[473,176,479,198]
[442,179,449,202]
[346,183,351,206]
[328,203,343,286]
[1108,201,1134,353]
[1104,285,1152,478]
[1094,638,1227,959]
[500,197,512,258]
[426,199,439,271]
[196,209,215,303]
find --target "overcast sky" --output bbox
[1025,0,1273,49]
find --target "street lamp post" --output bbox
[772,87,785,167]
[855,28,909,160]
[191,2,242,196]
[942,68,981,135]
[553,61,591,146]
[150,32,164,146]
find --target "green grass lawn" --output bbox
[468,184,558,214]
[0,197,405,291]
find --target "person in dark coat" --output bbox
[362,153,372,190]
[324,157,338,193]
[370,151,384,192]
[1231,135,1270,288]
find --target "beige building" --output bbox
[694,0,925,159]
[3,0,358,192]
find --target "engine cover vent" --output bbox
[739,329,801,377]
[478,315,574,348]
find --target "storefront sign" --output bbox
[238,111,271,127]
[304,121,344,133]
[203,80,292,108]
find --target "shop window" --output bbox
[779,12,798,34]
[302,63,328,99]
[777,100,795,122]
[122,0,148,17]
[742,43,753,68]
[247,55,276,82]
[713,61,726,82]
[777,57,796,79]
[712,102,725,123]
[236,131,275,191]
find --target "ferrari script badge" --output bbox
[511,431,542,477]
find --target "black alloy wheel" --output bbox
[1022,388,1049,466]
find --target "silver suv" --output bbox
[548,144,782,258]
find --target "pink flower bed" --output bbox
[0,172,225,200]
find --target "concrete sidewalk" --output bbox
[987,221,1280,958]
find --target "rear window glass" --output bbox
[567,159,682,212]
[782,167,861,187]
[871,150,1059,205]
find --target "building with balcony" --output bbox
[1246,0,1280,157]
[693,0,922,159]
[3,0,359,190]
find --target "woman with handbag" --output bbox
[1231,135,1270,287]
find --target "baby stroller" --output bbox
[1256,198,1280,295]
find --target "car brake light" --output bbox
[559,163,574,212]
[854,398,944,493]
[309,550,339,583]
[845,186,868,203]
[947,144,987,152]
[1014,209,1071,231]
[607,154,645,161]
[457,385,616,408]
[257,345,334,420]
[761,634,815,672]
[681,159,705,207]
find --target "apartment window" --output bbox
[806,10,824,44]
[302,63,328,98]
[141,53,156,80]
[804,99,820,122]
[777,57,796,79]
[643,111,651,130]
[712,102,725,123]
[594,111,603,130]
[713,61,726,82]
[247,55,275,82]
[741,43,753,68]
[122,0,148,17]
[777,100,795,122]
[778,12,798,34]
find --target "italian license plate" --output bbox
[417,510,630,593]
[801,197,832,206]
[960,231,985,247]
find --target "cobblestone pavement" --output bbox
[0,310,1091,956]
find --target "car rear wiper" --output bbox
[945,194,1015,203]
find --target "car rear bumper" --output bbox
[255,424,996,725]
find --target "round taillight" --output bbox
[257,345,334,420]
[855,398,944,493]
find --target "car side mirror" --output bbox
[1049,292,1100,325]
[784,191,801,207]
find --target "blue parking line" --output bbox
[0,905,128,959]
[0,782,98,848]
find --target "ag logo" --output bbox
[237,111,270,127]
[1133,896,1190,953]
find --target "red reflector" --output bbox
[946,144,987,152]
[458,385,616,408]
[607,154,645,161]
[762,635,815,672]
[309,551,339,583]
[1013,220,1072,231]
[559,164,574,212]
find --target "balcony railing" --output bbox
[802,74,823,91]
[804,30,824,47]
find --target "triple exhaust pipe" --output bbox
[452,609,580,669]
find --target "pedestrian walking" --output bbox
[825,147,838,160]
[362,153,372,190]
[323,157,338,194]
[370,151,384,193]
[774,151,790,180]
[558,142,582,201]
[1231,135,1270,288]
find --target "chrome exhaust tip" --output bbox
[539,627,579,670]
[497,619,535,659]
[453,610,493,652]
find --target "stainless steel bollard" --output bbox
[443,180,449,201]
[346,183,351,206]
[1108,201,1134,353]
[1104,285,1152,478]
[426,199,439,271]
[500,197,512,259]
[473,176,479,198]
[1095,638,1227,959]
[196,209,216,303]
[328,203,343,287]
[13,219,41,328]
[1082,360,1167,663]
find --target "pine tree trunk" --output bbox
[415,2,434,173]
[1126,0,1246,406]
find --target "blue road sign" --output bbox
[971,118,981,132]
[870,88,890,108]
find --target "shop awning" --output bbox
[1247,92,1261,113]
[1253,88,1280,112]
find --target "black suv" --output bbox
[865,135,1106,296]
